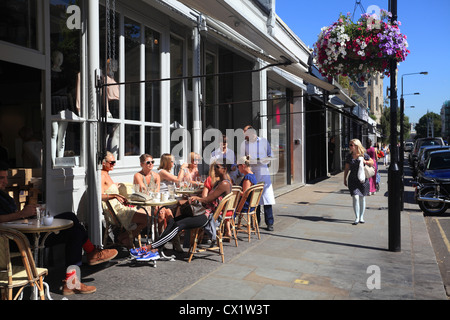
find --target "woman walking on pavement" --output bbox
[344,139,374,225]
[366,139,378,195]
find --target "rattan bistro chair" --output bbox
[235,183,264,242]
[102,199,142,249]
[187,192,236,263]
[220,186,242,247]
[0,226,48,300]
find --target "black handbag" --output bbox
[180,201,206,217]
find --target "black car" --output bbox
[409,137,445,167]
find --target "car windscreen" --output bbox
[427,153,450,170]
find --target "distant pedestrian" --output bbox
[344,139,374,225]
[366,139,378,195]
[382,144,389,166]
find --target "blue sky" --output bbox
[276,0,450,124]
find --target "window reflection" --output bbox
[50,0,82,167]
[0,0,37,49]
[125,18,140,121]
[125,125,140,156]
[145,27,161,123]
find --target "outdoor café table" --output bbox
[127,198,178,265]
[175,187,203,197]
[0,218,74,268]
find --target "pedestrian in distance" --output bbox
[366,139,378,195]
[343,139,374,225]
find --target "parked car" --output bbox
[409,137,445,167]
[415,146,450,178]
[415,150,450,215]
[404,142,414,152]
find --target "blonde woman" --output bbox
[157,153,188,193]
[183,152,202,187]
[343,139,374,225]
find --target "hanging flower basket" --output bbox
[313,10,410,81]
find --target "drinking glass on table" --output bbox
[168,183,175,200]
[37,203,46,225]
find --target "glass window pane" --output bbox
[145,127,161,159]
[204,52,216,128]
[170,36,183,126]
[50,0,82,167]
[52,122,82,164]
[0,0,37,49]
[125,18,140,121]
[125,125,140,156]
[267,83,287,189]
[145,27,160,123]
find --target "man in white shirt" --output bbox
[240,125,275,231]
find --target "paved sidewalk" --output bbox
[45,165,447,302]
[169,166,447,300]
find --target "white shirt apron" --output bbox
[240,137,276,205]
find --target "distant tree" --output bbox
[415,112,442,139]
[379,98,411,144]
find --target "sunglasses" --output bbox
[349,144,355,147]
[215,165,225,170]
[145,160,155,165]
[108,161,116,165]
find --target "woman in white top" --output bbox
[157,153,189,193]
[133,154,160,193]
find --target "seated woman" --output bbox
[238,156,257,194]
[181,152,202,188]
[221,155,257,239]
[237,155,258,212]
[157,153,189,193]
[133,154,160,193]
[133,154,171,234]
[101,151,149,248]
[202,160,219,198]
[131,163,232,261]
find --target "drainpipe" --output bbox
[87,0,102,245]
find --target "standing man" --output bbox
[240,125,275,231]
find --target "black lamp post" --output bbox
[388,0,401,252]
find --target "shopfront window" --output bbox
[145,26,160,123]
[124,17,140,122]
[170,36,184,153]
[50,0,82,167]
[0,0,37,50]
[99,6,163,160]
[267,82,287,189]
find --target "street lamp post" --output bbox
[399,71,428,210]
[388,0,401,252]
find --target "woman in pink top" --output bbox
[366,139,378,195]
